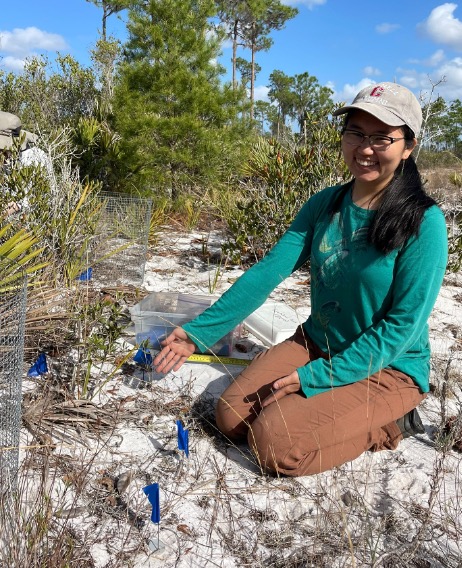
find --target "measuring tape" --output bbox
[187,354,252,366]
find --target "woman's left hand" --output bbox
[261,370,301,408]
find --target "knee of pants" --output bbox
[246,412,322,477]
[215,395,248,440]
[247,413,289,474]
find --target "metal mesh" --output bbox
[90,193,152,287]
[0,257,27,490]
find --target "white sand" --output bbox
[15,228,462,568]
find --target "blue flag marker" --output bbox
[133,347,153,368]
[143,483,160,524]
[77,267,93,281]
[177,420,189,457]
[27,353,48,377]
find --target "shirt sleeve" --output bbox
[182,196,319,352]
[298,206,448,397]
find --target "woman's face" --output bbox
[341,110,417,193]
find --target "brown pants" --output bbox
[216,327,425,477]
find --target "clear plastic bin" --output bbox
[129,292,236,355]
[134,312,190,350]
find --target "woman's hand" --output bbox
[153,327,196,374]
[261,370,301,408]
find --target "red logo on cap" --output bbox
[370,86,384,97]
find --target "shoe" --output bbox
[396,408,425,438]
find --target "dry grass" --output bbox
[421,166,462,211]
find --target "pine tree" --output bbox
[113,0,252,198]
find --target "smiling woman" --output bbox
[335,82,420,210]
[340,112,416,208]
[152,81,448,477]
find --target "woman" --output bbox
[154,82,448,476]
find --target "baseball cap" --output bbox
[0,110,22,150]
[333,82,422,138]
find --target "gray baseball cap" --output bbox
[0,110,22,150]
[333,82,422,138]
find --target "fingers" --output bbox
[155,351,187,374]
[153,344,187,373]
[261,372,301,408]
[273,371,300,391]
[152,328,196,373]
[261,386,293,408]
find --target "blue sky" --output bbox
[1,0,462,105]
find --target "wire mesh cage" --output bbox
[0,257,27,490]
[88,193,152,287]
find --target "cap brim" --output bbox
[333,102,405,127]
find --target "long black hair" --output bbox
[330,121,436,254]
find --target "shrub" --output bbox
[222,119,349,263]
[449,172,462,189]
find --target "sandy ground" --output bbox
[14,227,462,568]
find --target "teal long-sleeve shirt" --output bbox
[183,185,448,398]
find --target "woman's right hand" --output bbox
[153,327,196,374]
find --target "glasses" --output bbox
[342,128,405,150]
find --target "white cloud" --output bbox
[375,23,400,34]
[424,49,446,67]
[408,49,446,67]
[397,74,420,90]
[220,38,233,50]
[332,79,376,104]
[0,27,67,57]
[254,85,270,102]
[363,66,381,76]
[282,0,326,8]
[0,55,26,72]
[397,57,462,101]
[325,80,335,92]
[418,3,462,51]
[427,57,462,100]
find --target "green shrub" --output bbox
[222,120,349,262]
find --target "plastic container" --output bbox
[243,302,308,347]
[177,292,217,316]
[134,312,190,350]
[129,292,236,355]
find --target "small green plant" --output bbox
[208,253,229,294]
[75,292,127,398]
[173,193,204,231]
[0,224,48,290]
[149,196,170,246]
[449,171,462,188]
[448,229,462,272]
[9,130,107,287]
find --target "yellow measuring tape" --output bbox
[187,354,252,366]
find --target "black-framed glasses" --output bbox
[342,128,405,150]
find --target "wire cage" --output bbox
[0,257,27,490]
[89,192,152,287]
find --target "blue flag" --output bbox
[177,420,189,457]
[77,267,93,281]
[27,353,48,377]
[133,347,153,368]
[143,483,160,524]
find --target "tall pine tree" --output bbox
[113,0,251,198]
